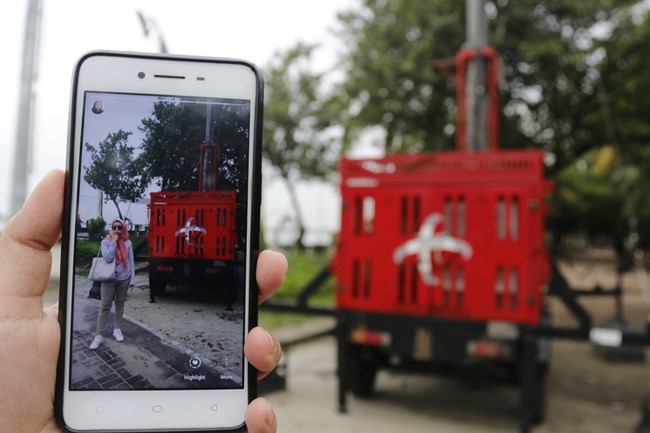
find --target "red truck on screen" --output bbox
[147,142,238,296]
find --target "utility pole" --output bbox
[10,0,43,216]
[465,0,489,152]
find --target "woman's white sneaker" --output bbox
[89,335,103,350]
[113,328,124,342]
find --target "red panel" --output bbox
[148,191,238,261]
[333,150,550,325]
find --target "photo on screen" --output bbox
[69,91,251,391]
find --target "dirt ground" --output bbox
[124,277,245,379]
[267,259,650,433]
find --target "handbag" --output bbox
[88,248,116,282]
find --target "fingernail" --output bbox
[264,329,277,354]
[277,251,288,265]
[265,401,275,427]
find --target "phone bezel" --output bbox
[55,51,263,433]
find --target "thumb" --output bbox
[0,170,64,318]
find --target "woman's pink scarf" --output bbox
[107,219,129,271]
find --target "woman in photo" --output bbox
[90,218,136,349]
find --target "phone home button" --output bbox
[152,405,163,413]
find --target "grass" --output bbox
[273,248,334,303]
[259,248,335,330]
[74,239,101,274]
[259,311,320,330]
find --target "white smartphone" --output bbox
[56,51,263,432]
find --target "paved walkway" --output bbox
[71,328,154,390]
[70,280,239,390]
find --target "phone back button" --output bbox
[152,405,163,413]
[210,404,218,413]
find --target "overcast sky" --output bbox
[1,0,354,243]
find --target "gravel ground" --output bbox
[266,259,650,433]
[125,277,245,379]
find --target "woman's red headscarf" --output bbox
[107,219,129,271]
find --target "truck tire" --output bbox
[349,346,378,398]
[149,270,167,297]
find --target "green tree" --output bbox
[336,0,461,153]
[212,102,252,195]
[591,5,650,247]
[138,99,205,191]
[335,0,635,168]
[86,216,107,242]
[83,130,146,219]
[553,146,621,241]
[489,0,633,172]
[138,99,251,194]
[263,44,339,249]
[210,101,253,247]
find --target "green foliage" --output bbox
[263,44,339,180]
[334,0,637,165]
[137,99,251,194]
[74,240,101,273]
[137,100,205,192]
[86,216,106,242]
[567,5,650,247]
[596,6,650,168]
[211,103,252,195]
[336,0,462,153]
[554,146,621,239]
[263,44,340,248]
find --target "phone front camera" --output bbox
[138,72,146,79]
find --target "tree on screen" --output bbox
[137,100,204,192]
[83,129,146,220]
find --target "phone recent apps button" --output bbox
[152,405,163,413]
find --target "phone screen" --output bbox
[70,91,250,391]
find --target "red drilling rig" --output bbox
[147,105,239,299]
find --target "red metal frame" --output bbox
[333,150,552,325]
[199,142,219,191]
[455,46,500,151]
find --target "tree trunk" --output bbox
[281,175,306,250]
[111,199,123,220]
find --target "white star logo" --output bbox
[174,217,207,246]
[393,213,473,286]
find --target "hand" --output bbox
[0,170,288,433]
[110,231,119,241]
